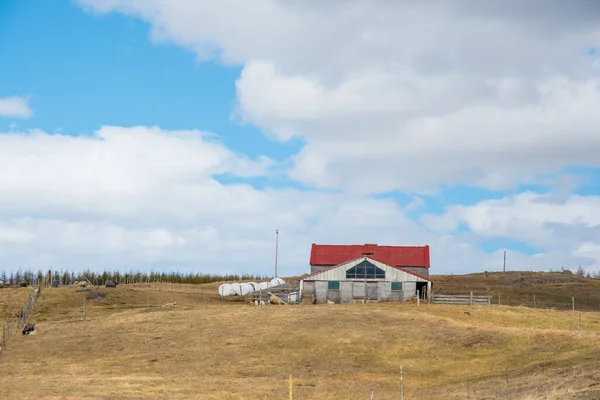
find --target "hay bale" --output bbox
[0,280,4,289]
[19,280,29,287]
[76,281,88,288]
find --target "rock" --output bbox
[86,292,106,300]
[327,300,335,304]
[105,280,117,288]
[19,280,29,287]
[162,302,177,307]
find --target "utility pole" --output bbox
[275,229,279,278]
[503,250,506,272]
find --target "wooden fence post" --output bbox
[469,291,473,306]
[83,298,87,321]
[572,296,575,312]
[498,293,501,306]
[289,374,293,400]
[400,365,404,400]
[417,290,420,306]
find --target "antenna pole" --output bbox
[275,229,279,278]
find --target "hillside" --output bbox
[432,271,600,311]
[1,282,600,399]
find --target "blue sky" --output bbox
[1,0,600,275]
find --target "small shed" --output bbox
[300,256,432,304]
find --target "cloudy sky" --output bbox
[2,0,600,276]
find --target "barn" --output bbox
[301,243,432,304]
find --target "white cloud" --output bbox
[0,125,597,274]
[76,0,600,193]
[424,192,600,270]
[0,96,33,118]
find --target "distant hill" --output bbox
[432,271,600,311]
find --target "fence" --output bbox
[252,283,301,305]
[1,285,43,356]
[432,292,492,305]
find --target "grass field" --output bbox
[1,277,600,399]
[432,271,600,311]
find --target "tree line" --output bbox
[0,268,269,286]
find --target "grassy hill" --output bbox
[432,271,600,311]
[1,274,600,399]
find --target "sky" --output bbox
[2,0,600,276]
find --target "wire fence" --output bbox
[1,284,42,356]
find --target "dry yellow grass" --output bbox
[1,283,600,399]
[0,287,34,317]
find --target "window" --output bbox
[346,261,385,280]
[391,282,403,291]
[328,281,340,290]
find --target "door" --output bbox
[366,282,378,300]
[314,281,327,303]
[352,281,366,298]
[340,281,353,304]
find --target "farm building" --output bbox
[301,244,432,304]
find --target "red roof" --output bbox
[310,243,430,268]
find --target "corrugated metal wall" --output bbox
[402,282,417,300]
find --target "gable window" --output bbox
[391,282,403,291]
[328,281,340,290]
[346,260,385,280]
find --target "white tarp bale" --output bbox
[218,279,286,296]
[238,282,256,296]
[270,278,285,287]
[218,283,239,296]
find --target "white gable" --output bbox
[303,257,430,282]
